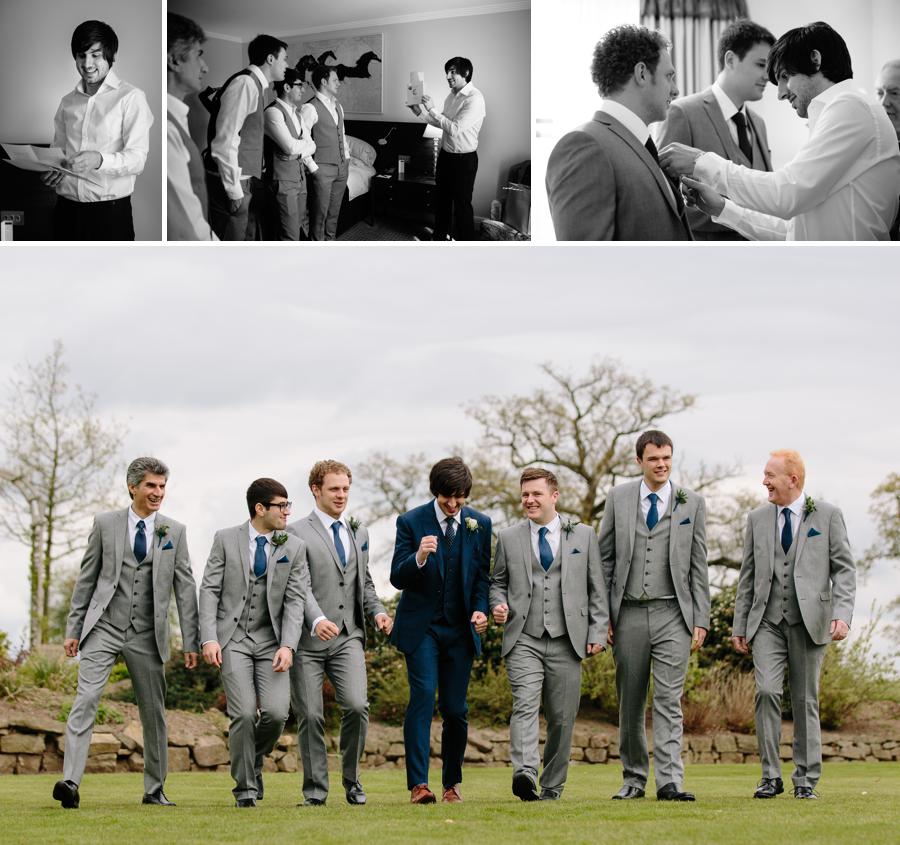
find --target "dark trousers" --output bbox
[434,149,478,241]
[53,195,134,241]
[403,620,473,790]
[308,161,349,241]
[266,177,308,241]
[207,172,264,241]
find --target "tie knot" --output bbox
[731,112,746,128]
[256,535,267,549]
[648,493,659,505]
[136,520,145,530]
[538,526,548,539]
[782,508,791,519]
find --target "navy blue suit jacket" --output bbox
[390,501,491,656]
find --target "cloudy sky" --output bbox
[0,245,896,658]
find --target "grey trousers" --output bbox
[290,632,369,800]
[308,162,348,240]
[752,618,827,788]
[613,599,691,790]
[64,619,167,793]
[221,637,291,800]
[506,632,582,796]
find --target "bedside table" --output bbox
[372,173,437,225]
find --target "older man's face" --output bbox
[876,64,900,138]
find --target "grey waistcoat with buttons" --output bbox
[763,534,802,625]
[522,545,566,639]
[103,536,155,632]
[624,501,676,600]
[232,569,277,647]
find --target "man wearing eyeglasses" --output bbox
[199,478,309,807]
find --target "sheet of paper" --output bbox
[405,71,424,106]
[422,124,443,140]
[1,143,100,182]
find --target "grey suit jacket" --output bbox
[598,480,710,633]
[489,520,608,659]
[287,512,386,652]
[546,110,692,241]
[198,522,308,650]
[732,500,856,645]
[658,88,772,235]
[65,508,200,660]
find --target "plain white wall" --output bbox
[0,0,161,240]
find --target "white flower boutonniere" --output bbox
[347,516,361,535]
[465,517,479,533]
[562,518,578,537]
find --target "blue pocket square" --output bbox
[807,528,821,538]
[680,518,691,525]
[161,541,174,551]
[277,555,290,563]
[572,548,581,555]
[361,541,368,552]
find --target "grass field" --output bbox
[0,763,897,845]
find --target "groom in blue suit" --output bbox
[390,457,491,804]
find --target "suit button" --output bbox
[339,582,344,587]
[233,617,238,622]
[338,604,344,610]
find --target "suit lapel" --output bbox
[702,90,744,163]
[624,481,640,562]
[666,481,680,563]
[238,522,251,587]
[746,109,771,169]
[426,502,445,578]
[308,512,343,572]
[795,507,810,564]
[114,509,128,584]
[558,519,571,585]
[763,505,776,578]
[519,521,534,591]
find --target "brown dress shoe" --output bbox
[410,784,436,804]
[442,785,463,803]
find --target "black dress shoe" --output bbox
[794,786,818,799]
[301,797,326,806]
[512,771,541,802]
[255,773,264,802]
[754,777,784,799]
[142,789,176,806]
[656,782,695,801]
[52,779,80,809]
[540,791,561,801]
[345,782,367,805]
[235,798,257,808]
[611,785,645,800]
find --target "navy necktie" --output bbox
[731,112,752,162]
[331,522,347,567]
[134,520,147,562]
[538,526,553,571]
[253,535,268,578]
[781,508,793,554]
[445,516,456,549]
[647,493,659,531]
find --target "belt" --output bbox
[621,597,677,608]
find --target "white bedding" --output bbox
[347,157,376,201]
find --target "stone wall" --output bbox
[2,711,898,775]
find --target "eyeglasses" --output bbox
[263,501,292,512]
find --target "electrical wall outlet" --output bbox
[1,210,24,225]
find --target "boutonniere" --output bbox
[155,524,169,544]
[673,489,688,512]
[562,518,578,537]
[273,532,288,547]
[803,496,816,521]
[347,516,361,535]
[465,517,479,533]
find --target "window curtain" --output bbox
[641,0,750,96]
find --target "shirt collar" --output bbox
[640,479,671,507]
[129,507,156,532]
[433,499,461,526]
[781,492,805,518]
[807,78,856,128]
[314,506,345,531]
[455,82,474,98]
[316,90,337,107]
[167,93,189,119]
[598,98,649,145]
[248,521,273,544]
[77,68,120,97]
[529,514,560,534]
[711,80,742,122]
[248,64,269,89]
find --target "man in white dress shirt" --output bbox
[263,68,317,240]
[302,65,349,241]
[876,59,900,239]
[42,20,153,240]
[413,57,485,241]
[661,22,900,240]
[166,13,215,241]
[204,34,288,241]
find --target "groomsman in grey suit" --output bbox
[288,460,393,806]
[732,450,855,799]
[658,19,774,239]
[199,478,308,807]
[599,430,710,801]
[53,457,199,809]
[490,468,608,801]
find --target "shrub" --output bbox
[580,648,619,721]
[17,649,78,694]
[468,663,512,727]
[682,664,755,734]
[699,585,753,673]
[58,699,124,725]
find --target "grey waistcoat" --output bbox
[625,502,676,600]
[103,536,155,633]
[523,545,565,639]
[233,569,276,647]
[338,537,363,639]
[764,533,802,626]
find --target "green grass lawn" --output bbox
[1,763,897,845]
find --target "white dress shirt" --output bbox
[53,69,153,202]
[210,65,269,200]
[167,94,216,240]
[127,508,156,556]
[263,97,316,160]
[529,514,561,562]
[248,522,274,575]
[301,92,348,160]
[639,480,672,522]
[697,79,900,239]
[421,82,485,153]
[710,81,753,148]
[308,507,352,633]
[417,501,462,568]
[777,493,805,548]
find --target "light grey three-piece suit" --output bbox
[490,518,608,797]
[598,480,710,792]
[733,498,855,789]
[287,511,385,802]
[199,522,308,801]
[63,509,199,793]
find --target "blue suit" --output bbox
[390,501,491,790]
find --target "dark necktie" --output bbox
[538,526,553,571]
[647,493,660,531]
[445,516,456,549]
[731,112,752,162]
[253,535,268,578]
[781,508,793,554]
[134,520,147,562]
[331,522,347,567]
[645,136,684,213]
